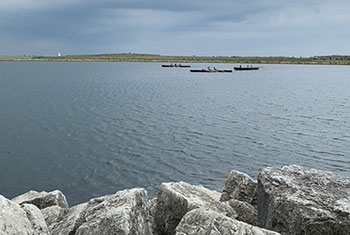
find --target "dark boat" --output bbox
[162,64,191,68]
[234,65,259,71]
[190,69,232,73]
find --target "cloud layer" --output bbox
[1,0,349,56]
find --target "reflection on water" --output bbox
[0,62,349,205]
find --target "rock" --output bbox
[49,202,88,235]
[0,195,50,235]
[76,188,151,235]
[154,182,237,235]
[12,190,69,209]
[41,205,67,228]
[220,170,257,206]
[4,165,350,235]
[21,203,51,234]
[49,188,151,235]
[175,208,280,235]
[257,165,350,235]
[146,198,158,235]
[227,199,258,226]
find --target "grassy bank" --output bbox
[1,54,350,65]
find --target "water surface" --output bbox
[0,62,349,205]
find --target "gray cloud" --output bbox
[0,0,349,56]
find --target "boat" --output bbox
[190,69,232,73]
[234,65,259,71]
[161,64,191,68]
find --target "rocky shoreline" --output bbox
[1,165,349,235]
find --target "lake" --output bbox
[0,62,349,205]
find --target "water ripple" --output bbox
[0,62,350,205]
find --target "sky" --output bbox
[1,0,350,57]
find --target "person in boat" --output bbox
[207,66,211,71]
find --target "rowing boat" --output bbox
[234,66,259,71]
[190,69,232,73]
[162,64,191,68]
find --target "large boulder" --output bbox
[0,195,50,235]
[257,165,350,235]
[220,170,259,225]
[175,208,280,235]
[146,198,158,235]
[227,199,258,226]
[154,182,237,235]
[49,188,151,235]
[12,190,69,209]
[220,170,257,205]
[21,203,51,234]
[49,202,87,235]
[41,205,68,229]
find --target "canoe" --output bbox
[190,69,232,73]
[234,66,259,71]
[162,64,191,68]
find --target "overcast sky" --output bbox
[1,0,350,57]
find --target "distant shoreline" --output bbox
[1,54,350,65]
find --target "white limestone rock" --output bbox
[41,205,67,229]
[0,195,50,235]
[220,170,257,206]
[175,208,280,235]
[21,203,51,234]
[49,188,151,235]
[49,202,87,235]
[146,198,158,235]
[12,190,68,209]
[227,199,258,226]
[154,182,237,235]
[257,165,350,235]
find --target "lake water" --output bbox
[0,62,349,205]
